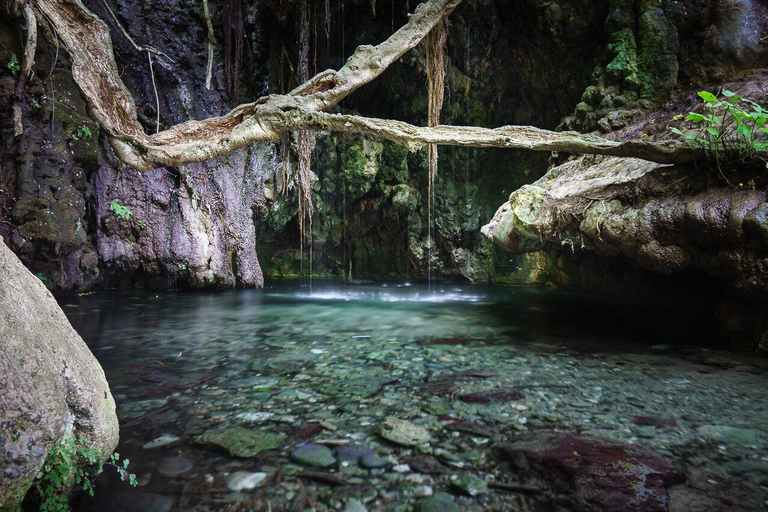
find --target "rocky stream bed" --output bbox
[61,281,768,512]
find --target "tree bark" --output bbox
[13,0,697,170]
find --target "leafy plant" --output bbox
[70,125,93,141]
[670,89,768,180]
[36,272,53,289]
[36,435,137,512]
[109,200,133,220]
[7,54,19,75]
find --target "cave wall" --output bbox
[0,0,766,291]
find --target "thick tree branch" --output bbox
[19,0,698,171]
[282,111,697,165]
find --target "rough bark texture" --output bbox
[0,237,119,510]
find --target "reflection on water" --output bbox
[60,281,767,511]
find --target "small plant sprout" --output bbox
[7,54,20,75]
[109,200,133,220]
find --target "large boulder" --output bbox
[483,75,768,353]
[0,237,118,510]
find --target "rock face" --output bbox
[1,0,767,290]
[483,75,768,353]
[497,433,686,512]
[0,237,119,509]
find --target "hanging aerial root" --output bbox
[426,16,447,199]
[12,2,38,137]
[203,0,216,89]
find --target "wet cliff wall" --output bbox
[0,0,766,291]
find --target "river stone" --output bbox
[450,473,488,496]
[342,499,368,512]
[0,238,119,510]
[158,456,193,477]
[418,492,460,512]
[497,432,686,511]
[697,425,758,446]
[291,444,336,467]
[195,427,286,457]
[360,453,389,469]
[379,417,432,446]
[226,471,268,491]
[143,434,181,449]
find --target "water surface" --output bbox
[62,281,768,511]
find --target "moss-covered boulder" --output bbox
[0,237,118,510]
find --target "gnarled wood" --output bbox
[16,0,697,171]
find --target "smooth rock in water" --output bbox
[414,485,434,497]
[158,456,193,477]
[227,471,268,491]
[360,453,389,469]
[335,444,370,463]
[143,434,181,449]
[459,389,525,404]
[497,433,686,511]
[450,473,488,496]
[419,492,460,512]
[0,240,119,509]
[342,499,368,512]
[697,425,758,446]
[379,417,431,446]
[422,398,451,416]
[291,443,336,467]
[195,427,286,457]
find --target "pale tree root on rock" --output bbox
[5,0,700,172]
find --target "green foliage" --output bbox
[109,200,133,220]
[177,262,187,270]
[670,89,768,175]
[36,436,137,512]
[35,272,53,289]
[7,54,20,75]
[70,125,93,141]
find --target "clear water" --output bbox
[61,281,768,511]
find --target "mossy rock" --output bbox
[195,427,286,457]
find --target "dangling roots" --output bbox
[426,17,447,201]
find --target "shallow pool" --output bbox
[61,281,768,511]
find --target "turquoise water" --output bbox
[62,281,768,511]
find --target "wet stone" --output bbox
[379,417,431,446]
[450,473,488,496]
[158,456,193,477]
[195,427,286,457]
[418,491,460,512]
[697,425,758,446]
[335,444,370,463]
[226,471,268,491]
[360,452,389,469]
[342,499,368,512]
[291,443,336,467]
[143,434,180,449]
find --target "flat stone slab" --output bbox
[195,427,286,458]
